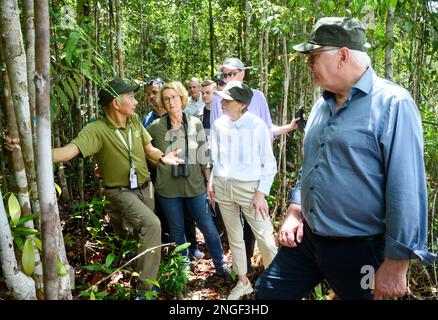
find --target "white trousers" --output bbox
[214,177,277,275]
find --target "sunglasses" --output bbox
[221,69,241,79]
[147,79,164,86]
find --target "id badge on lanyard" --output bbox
[129,167,138,189]
[115,128,138,189]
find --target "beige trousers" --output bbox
[105,183,161,293]
[214,177,277,275]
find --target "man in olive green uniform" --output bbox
[48,78,182,297]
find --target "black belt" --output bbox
[105,180,150,190]
[321,234,383,241]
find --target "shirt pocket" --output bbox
[331,130,382,175]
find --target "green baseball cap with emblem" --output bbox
[99,78,140,106]
[293,17,370,53]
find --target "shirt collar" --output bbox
[104,113,132,130]
[229,112,250,128]
[323,66,375,102]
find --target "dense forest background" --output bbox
[0,0,436,300]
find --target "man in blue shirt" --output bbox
[141,77,166,128]
[255,17,436,300]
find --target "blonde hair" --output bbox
[158,81,189,110]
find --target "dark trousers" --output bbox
[255,221,385,300]
[243,216,256,270]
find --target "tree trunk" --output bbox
[0,189,37,300]
[208,0,214,76]
[244,0,252,66]
[279,35,290,214]
[414,1,426,106]
[109,0,116,72]
[35,0,59,300]
[1,57,44,299]
[115,0,125,78]
[0,0,40,216]
[23,0,37,158]
[385,5,394,81]
[263,28,269,97]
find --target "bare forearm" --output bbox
[53,143,80,163]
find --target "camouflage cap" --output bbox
[293,17,370,53]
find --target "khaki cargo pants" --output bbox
[104,183,161,293]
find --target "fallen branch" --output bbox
[86,242,175,290]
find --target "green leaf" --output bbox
[13,227,39,236]
[33,238,42,251]
[83,264,104,271]
[61,79,75,101]
[173,242,191,254]
[67,76,80,100]
[8,193,21,226]
[54,84,69,112]
[146,278,160,288]
[90,290,95,300]
[55,183,62,198]
[105,252,116,268]
[56,256,68,276]
[15,213,39,227]
[65,30,81,66]
[390,0,397,8]
[22,239,35,276]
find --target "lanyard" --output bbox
[115,128,135,169]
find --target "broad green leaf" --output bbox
[65,30,81,66]
[83,264,104,271]
[146,278,160,288]
[8,193,21,226]
[56,256,68,276]
[61,79,75,101]
[55,183,62,198]
[105,252,116,268]
[33,238,42,251]
[173,242,191,253]
[15,213,39,227]
[22,239,35,276]
[391,0,397,8]
[90,290,95,300]
[67,76,79,100]
[54,84,69,112]
[13,227,39,236]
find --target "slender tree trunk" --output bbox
[244,0,252,66]
[279,36,290,214]
[1,58,44,299]
[414,0,427,106]
[0,189,37,300]
[0,0,40,216]
[35,0,58,300]
[109,0,116,72]
[263,28,269,97]
[385,5,394,81]
[23,0,37,159]
[208,0,214,76]
[258,28,264,89]
[408,3,418,91]
[115,0,124,78]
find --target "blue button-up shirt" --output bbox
[289,67,436,265]
[141,110,166,128]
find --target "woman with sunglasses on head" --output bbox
[146,81,231,279]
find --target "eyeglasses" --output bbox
[162,95,180,104]
[147,78,164,87]
[221,69,241,79]
[306,48,339,63]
